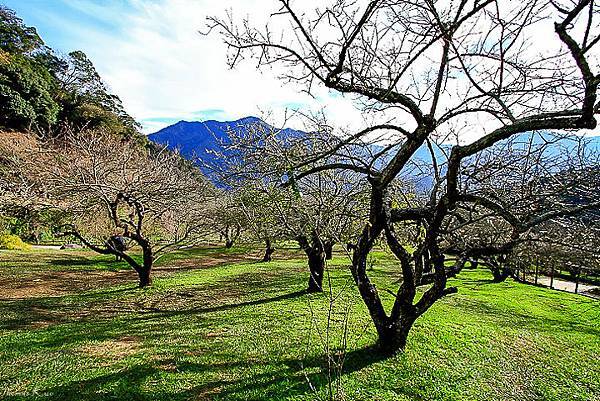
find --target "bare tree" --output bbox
[0,131,70,243]
[513,217,600,285]
[211,191,245,248]
[0,132,42,210]
[285,168,367,293]
[236,185,283,262]
[438,133,600,282]
[23,131,213,287]
[210,0,600,353]
[210,120,369,292]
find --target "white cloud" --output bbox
[51,0,363,134]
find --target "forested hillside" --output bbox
[0,5,140,139]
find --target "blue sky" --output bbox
[1,0,359,134]
[3,0,133,52]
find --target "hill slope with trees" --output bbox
[0,5,141,139]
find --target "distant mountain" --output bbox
[149,117,600,188]
[149,116,255,170]
[148,116,306,178]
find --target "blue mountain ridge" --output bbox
[148,117,600,185]
[148,116,436,177]
[148,116,306,177]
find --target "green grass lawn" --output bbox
[0,247,598,401]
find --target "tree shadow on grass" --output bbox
[0,268,305,334]
[133,289,308,317]
[0,286,136,330]
[2,258,598,400]
[0,286,308,351]
[1,364,165,401]
[7,283,595,400]
[0,344,394,401]
[46,255,132,271]
[182,346,394,401]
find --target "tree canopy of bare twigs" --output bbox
[15,131,214,287]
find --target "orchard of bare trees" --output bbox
[1,0,599,364]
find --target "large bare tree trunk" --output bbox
[62,227,155,288]
[223,224,240,249]
[349,186,458,355]
[482,256,511,283]
[298,234,327,293]
[137,266,152,288]
[490,267,511,282]
[375,315,417,353]
[262,238,275,262]
[137,240,153,288]
[307,250,326,293]
[489,261,512,283]
[324,241,334,260]
[350,187,399,351]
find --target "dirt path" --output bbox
[0,250,256,300]
[31,245,62,251]
[534,276,599,298]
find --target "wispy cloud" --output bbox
[5,0,364,133]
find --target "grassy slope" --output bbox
[0,248,598,401]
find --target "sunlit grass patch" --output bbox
[0,247,598,400]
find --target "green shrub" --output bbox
[0,233,30,250]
